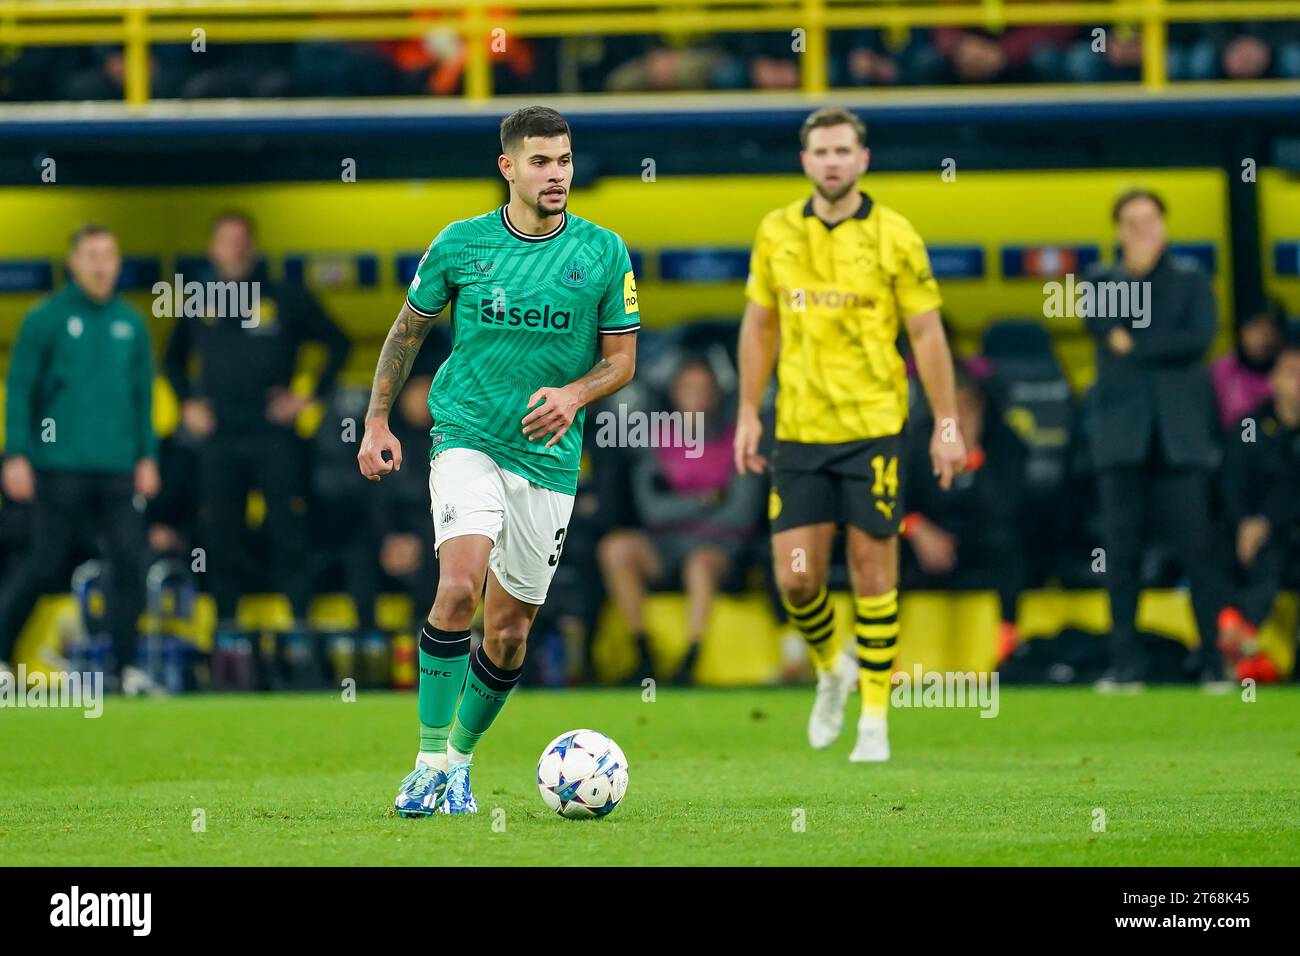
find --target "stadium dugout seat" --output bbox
[980,319,1076,587]
[981,318,1075,481]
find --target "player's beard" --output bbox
[813,178,855,204]
[535,190,568,218]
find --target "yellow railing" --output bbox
[1,1,1299,105]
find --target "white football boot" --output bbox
[807,651,857,749]
[848,713,890,763]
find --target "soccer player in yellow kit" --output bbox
[735,108,965,762]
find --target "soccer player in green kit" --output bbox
[358,106,639,815]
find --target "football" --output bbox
[536,729,629,819]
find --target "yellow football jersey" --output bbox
[745,192,942,443]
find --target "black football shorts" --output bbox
[768,431,906,537]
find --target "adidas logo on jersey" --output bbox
[478,297,572,332]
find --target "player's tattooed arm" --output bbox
[570,357,623,405]
[522,333,636,448]
[365,302,436,421]
[358,303,435,481]
[573,330,637,405]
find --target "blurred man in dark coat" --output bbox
[163,212,349,639]
[1084,189,1224,688]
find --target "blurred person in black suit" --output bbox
[163,211,350,641]
[1084,189,1224,688]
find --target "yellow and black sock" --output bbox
[782,585,841,673]
[855,589,899,717]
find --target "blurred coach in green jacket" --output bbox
[0,224,159,689]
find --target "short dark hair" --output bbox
[69,223,113,252]
[210,210,256,238]
[500,106,571,155]
[1112,188,1166,223]
[800,108,867,149]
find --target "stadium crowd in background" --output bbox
[5,19,1300,101]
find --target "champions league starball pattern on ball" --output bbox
[536,729,629,819]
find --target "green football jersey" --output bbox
[406,205,640,495]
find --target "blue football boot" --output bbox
[439,761,478,815]
[394,763,448,818]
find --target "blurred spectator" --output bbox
[723,33,801,90]
[9,16,1300,103]
[832,28,945,87]
[293,43,406,97]
[0,225,158,691]
[1212,297,1288,431]
[1085,189,1223,687]
[60,44,187,100]
[3,41,292,103]
[933,22,1078,83]
[1192,22,1300,80]
[182,44,293,99]
[1218,336,1300,682]
[600,30,804,92]
[597,359,764,684]
[1,46,79,101]
[320,6,550,97]
[604,34,731,92]
[1066,23,1149,83]
[901,367,1026,661]
[162,212,350,640]
[1066,21,1300,83]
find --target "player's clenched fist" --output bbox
[358,417,403,481]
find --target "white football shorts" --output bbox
[428,446,575,605]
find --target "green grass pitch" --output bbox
[4,686,1299,866]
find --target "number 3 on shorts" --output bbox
[548,527,568,567]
